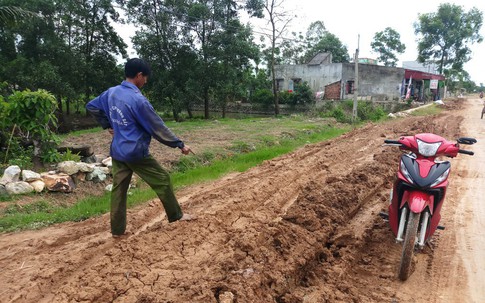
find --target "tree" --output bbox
[371,27,406,67]
[279,21,350,64]
[0,5,37,27]
[119,0,261,120]
[0,0,126,118]
[278,21,325,65]
[414,3,483,74]
[302,30,350,63]
[262,0,293,115]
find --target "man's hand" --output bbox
[108,128,114,136]
[181,146,194,155]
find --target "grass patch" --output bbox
[410,104,443,116]
[0,126,348,232]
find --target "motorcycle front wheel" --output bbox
[398,211,420,281]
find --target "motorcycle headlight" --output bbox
[417,139,442,157]
[430,168,450,187]
[400,159,414,184]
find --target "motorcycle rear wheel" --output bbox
[398,211,419,281]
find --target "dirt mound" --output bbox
[0,101,467,302]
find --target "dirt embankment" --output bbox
[0,100,472,303]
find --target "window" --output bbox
[346,80,354,94]
[276,79,284,92]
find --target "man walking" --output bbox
[86,58,194,237]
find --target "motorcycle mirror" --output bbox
[457,137,477,145]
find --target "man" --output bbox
[86,58,194,237]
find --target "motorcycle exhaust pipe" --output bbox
[396,207,407,242]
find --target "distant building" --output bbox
[274,53,404,101]
[273,53,445,102]
[402,61,439,74]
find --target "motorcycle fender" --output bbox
[406,191,433,213]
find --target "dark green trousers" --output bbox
[110,156,183,235]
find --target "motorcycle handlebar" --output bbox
[384,139,401,145]
[458,149,474,155]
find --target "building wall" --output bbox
[324,81,341,100]
[274,62,406,101]
[274,63,343,92]
[341,63,405,101]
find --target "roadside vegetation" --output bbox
[0,116,348,232]
[409,103,444,116]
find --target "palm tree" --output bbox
[0,6,38,27]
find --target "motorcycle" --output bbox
[380,133,476,281]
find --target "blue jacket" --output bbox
[86,81,184,162]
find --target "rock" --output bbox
[22,170,41,182]
[105,184,113,192]
[77,162,95,173]
[0,184,8,197]
[1,165,21,184]
[57,161,80,175]
[29,180,45,192]
[95,154,109,163]
[101,157,112,167]
[42,173,76,193]
[86,167,107,182]
[5,181,34,195]
[82,154,97,163]
[97,167,110,175]
[74,172,87,182]
[219,291,235,303]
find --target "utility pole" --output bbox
[352,34,360,123]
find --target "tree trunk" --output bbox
[204,87,210,119]
[172,109,180,122]
[186,104,193,119]
[66,98,71,116]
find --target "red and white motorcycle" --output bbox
[381,133,476,280]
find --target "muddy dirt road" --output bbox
[0,97,483,303]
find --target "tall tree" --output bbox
[262,0,293,115]
[0,5,37,27]
[0,0,126,116]
[119,0,261,119]
[414,3,483,74]
[371,27,406,67]
[302,30,350,63]
[279,21,350,64]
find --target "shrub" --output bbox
[291,82,314,106]
[3,89,60,165]
[251,89,274,106]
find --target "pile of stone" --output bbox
[0,156,112,196]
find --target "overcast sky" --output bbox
[250,0,485,85]
[117,0,485,86]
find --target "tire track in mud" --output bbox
[51,125,403,302]
[0,102,466,303]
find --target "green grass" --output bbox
[60,127,102,138]
[410,104,443,116]
[0,125,348,232]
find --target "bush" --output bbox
[278,91,293,104]
[251,89,274,107]
[291,82,314,106]
[317,100,386,123]
[357,101,386,121]
[3,89,60,165]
